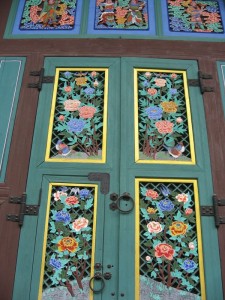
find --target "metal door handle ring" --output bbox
[89,273,105,293]
[116,193,134,214]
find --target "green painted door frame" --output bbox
[13,57,223,300]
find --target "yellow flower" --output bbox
[161,101,178,113]
[169,221,188,236]
[75,77,87,86]
[147,207,157,214]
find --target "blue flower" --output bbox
[79,189,90,198]
[158,199,174,212]
[54,211,71,223]
[143,80,149,87]
[64,71,72,78]
[170,88,177,95]
[49,258,62,270]
[145,106,163,120]
[182,259,197,272]
[84,87,95,95]
[67,118,85,133]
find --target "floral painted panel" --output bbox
[46,68,108,163]
[94,0,149,30]
[136,179,205,300]
[40,184,97,300]
[167,0,224,34]
[135,69,195,164]
[19,0,77,30]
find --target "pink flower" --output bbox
[176,193,189,203]
[145,256,152,262]
[145,72,151,78]
[171,73,178,79]
[185,208,193,215]
[91,71,97,77]
[79,106,96,119]
[147,88,157,96]
[58,115,65,122]
[64,86,72,93]
[176,117,183,123]
[155,120,174,134]
[147,221,163,234]
[189,242,195,250]
[155,78,166,87]
[64,100,81,111]
[65,196,79,205]
[53,191,67,201]
[146,189,159,199]
[72,217,89,232]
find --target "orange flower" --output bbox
[155,243,174,260]
[147,88,157,96]
[146,189,159,199]
[79,106,96,119]
[64,86,72,93]
[75,77,87,86]
[147,207,157,214]
[58,237,78,253]
[161,101,177,113]
[65,196,79,205]
[155,120,174,134]
[169,221,188,236]
[64,100,81,111]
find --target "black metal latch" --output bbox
[188,71,214,94]
[28,68,54,91]
[201,194,225,228]
[7,193,40,227]
[110,192,134,214]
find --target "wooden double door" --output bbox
[13,57,223,300]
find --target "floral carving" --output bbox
[155,243,175,260]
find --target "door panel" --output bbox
[13,57,223,300]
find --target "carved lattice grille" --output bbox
[135,69,195,164]
[40,184,97,299]
[137,179,205,299]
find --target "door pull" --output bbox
[109,192,134,213]
[89,272,112,293]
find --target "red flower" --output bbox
[146,189,159,199]
[65,196,79,205]
[155,243,175,260]
[64,86,72,93]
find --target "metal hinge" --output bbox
[88,173,110,195]
[7,191,41,227]
[201,194,225,228]
[28,68,54,91]
[188,71,214,94]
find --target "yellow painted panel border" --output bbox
[134,69,196,165]
[38,183,98,300]
[135,178,206,300]
[45,68,109,163]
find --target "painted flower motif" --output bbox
[161,101,178,113]
[147,221,163,233]
[171,73,178,79]
[58,115,65,122]
[54,211,71,223]
[64,100,81,111]
[155,243,175,260]
[170,88,177,95]
[84,87,95,95]
[67,118,85,133]
[58,237,78,253]
[176,117,183,123]
[79,106,96,119]
[185,208,193,215]
[145,256,152,262]
[64,86,72,93]
[65,196,79,205]
[49,258,62,270]
[64,71,72,78]
[53,191,67,201]
[176,193,189,203]
[147,207,157,214]
[155,78,166,87]
[93,80,99,87]
[75,77,87,86]
[189,242,195,250]
[158,199,174,212]
[91,71,97,77]
[155,120,174,134]
[147,88,157,96]
[169,221,188,236]
[182,259,197,272]
[146,189,159,199]
[145,72,151,78]
[79,188,90,198]
[72,217,89,232]
[145,106,163,120]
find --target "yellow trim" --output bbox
[38,183,98,300]
[134,69,196,165]
[135,178,206,300]
[45,68,109,164]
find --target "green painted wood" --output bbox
[0,57,25,182]
[217,61,225,117]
